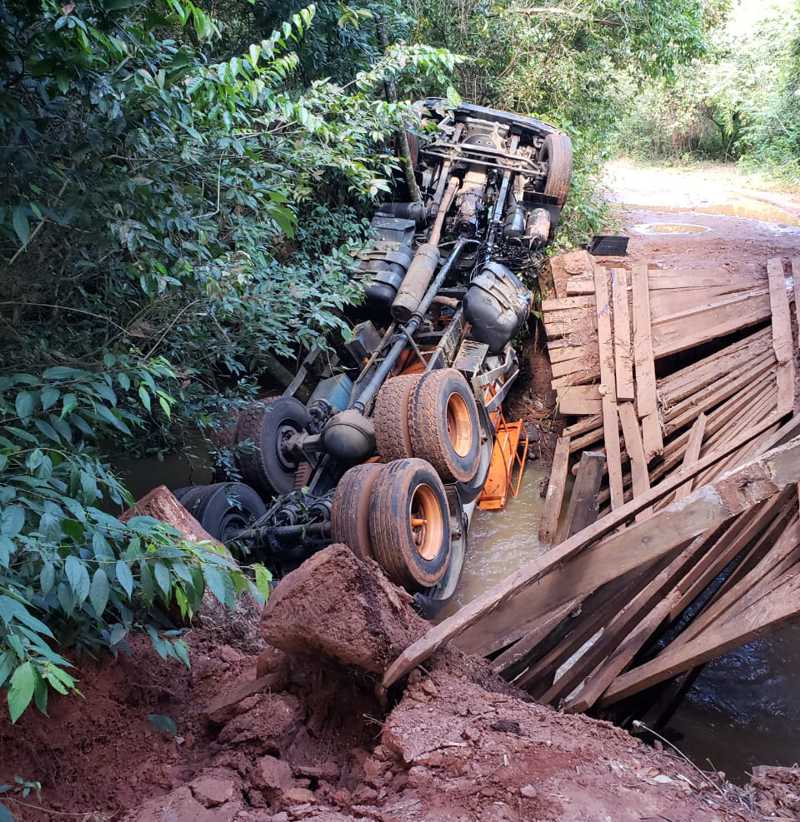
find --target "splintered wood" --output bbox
[385,253,800,720]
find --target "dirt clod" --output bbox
[261,543,427,674]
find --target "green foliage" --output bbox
[0,0,459,719]
[616,1,800,182]
[0,356,273,722]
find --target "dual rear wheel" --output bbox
[331,458,451,591]
[374,368,482,484]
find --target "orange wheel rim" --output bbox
[446,392,473,457]
[409,483,444,561]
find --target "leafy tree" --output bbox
[615,0,800,180]
[0,0,457,720]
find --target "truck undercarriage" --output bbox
[176,99,573,607]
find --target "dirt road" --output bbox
[605,159,800,271]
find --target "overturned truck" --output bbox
[177,100,572,606]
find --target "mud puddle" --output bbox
[633,222,710,235]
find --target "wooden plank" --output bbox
[611,268,635,401]
[667,492,791,620]
[657,328,772,407]
[551,358,595,380]
[561,535,712,712]
[594,265,624,509]
[617,401,650,518]
[685,517,800,642]
[793,257,800,343]
[381,418,795,688]
[632,261,659,418]
[674,414,706,502]
[768,257,796,415]
[518,575,640,694]
[671,493,796,622]
[641,413,663,463]
[491,598,580,677]
[566,277,595,295]
[555,450,605,543]
[557,386,602,416]
[647,270,762,290]
[600,571,800,706]
[538,436,571,545]
[552,368,601,390]
[549,345,588,364]
[542,295,596,311]
[652,289,772,357]
[664,353,775,436]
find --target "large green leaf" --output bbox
[11,207,29,247]
[65,555,90,603]
[116,560,134,599]
[14,392,34,420]
[90,569,110,616]
[1,507,25,537]
[7,661,36,723]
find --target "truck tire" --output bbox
[541,132,572,207]
[178,482,266,543]
[408,369,481,483]
[235,398,310,497]
[374,374,422,462]
[331,462,385,560]
[369,458,450,590]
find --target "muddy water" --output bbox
[111,437,212,500]
[665,626,800,781]
[437,463,551,620]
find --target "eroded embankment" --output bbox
[2,543,796,822]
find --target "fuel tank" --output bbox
[462,261,532,353]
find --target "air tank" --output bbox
[462,261,532,353]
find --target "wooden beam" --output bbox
[600,571,800,706]
[685,517,799,642]
[381,420,796,689]
[631,262,657,417]
[611,268,635,401]
[768,257,796,415]
[538,435,571,545]
[555,450,605,542]
[617,401,650,519]
[490,598,580,678]
[556,386,602,416]
[561,535,712,712]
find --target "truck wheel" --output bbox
[456,408,494,503]
[178,482,266,543]
[235,398,310,497]
[369,458,451,590]
[331,462,385,560]
[540,132,572,207]
[374,374,422,462]
[408,369,481,483]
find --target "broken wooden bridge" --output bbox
[383,251,800,720]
